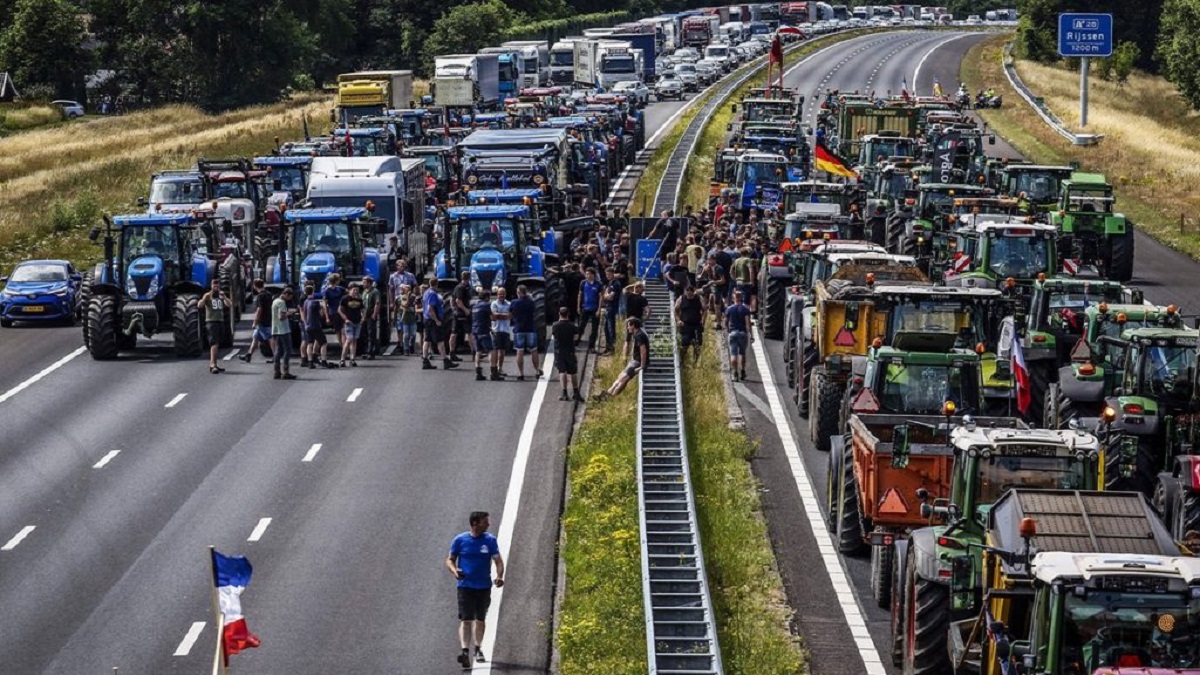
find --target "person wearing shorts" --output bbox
[725,290,753,381]
[199,279,230,374]
[446,511,504,668]
[490,287,513,380]
[509,285,542,381]
[674,284,705,364]
[471,289,493,381]
[239,279,273,363]
[337,284,364,367]
[303,288,330,368]
[551,307,583,401]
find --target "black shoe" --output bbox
[560,392,570,401]
[422,359,437,370]
[450,354,463,362]
[282,373,297,380]
[517,375,525,382]
[475,648,486,663]
[350,360,358,367]
[308,361,318,369]
[444,358,459,369]
[490,372,504,381]
[300,358,309,368]
[458,651,471,668]
[573,391,585,402]
[476,371,487,381]
[740,369,747,380]
[273,371,282,380]
[238,353,252,363]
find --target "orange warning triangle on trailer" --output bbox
[877,488,909,516]
[835,326,857,346]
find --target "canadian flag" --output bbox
[1063,258,1080,276]
[1013,336,1031,414]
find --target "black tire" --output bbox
[1153,473,1178,524]
[871,542,894,609]
[545,276,564,325]
[785,325,798,388]
[761,276,787,340]
[77,270,94,343]
[0,318,12,328]
[529,286,548,350]
[890,548,906,666]
[1107,227,1134,283]
[1179,489,1200,539]
[825,440,843,534]
[796,335,817,418]
[903,549,951,675]
[118,330,137,350]
[1026,360,1053,427]
[172,293,204,357]
[810,367,844,452]
[1104,433,1156,496]
[1043,382,1077,430]
[835,442,867,556]
[86,295,119,360]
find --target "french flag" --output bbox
[212,549,261,664]
[1013,335,1031,415]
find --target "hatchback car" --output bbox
[0,260,81,326]
[51,100,85,119]
[612,80,650,108]
[654,76,684,101]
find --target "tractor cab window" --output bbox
[1066,188,1113,214]
[987,233,1049,279]
[877,173,913,199]
[745,102,793,122]
[1138,342,1197,402]
[213,181,248,199]
[1061,591,1200,671]
[736,160,786,185]
[271,168,306,193]
[1013,172,1059,203]
[880,361,974,414]
[150,177,203,205]
[294,222,353,263]
[976,453,1087,503]
[420,155,449,181]
[456,218,518,264]
[890,300,973,338]
[123,226,180,262]
[918,191,955,218]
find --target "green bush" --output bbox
[49,191,100,233]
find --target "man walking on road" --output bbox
[552,307,583,401]
[490,287,513,380]
[422,285,459,370]
[446,511,505,668]
[198,279,230,374]
[577,268,602,352]
[509,285,542,381]
[725,290,753,381]
[471,289,494,381]
[239,279,272,363]
[271,287,297,380]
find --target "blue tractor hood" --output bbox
[470,248,507,291]
[126,255,164,300]
[302,251,337,276]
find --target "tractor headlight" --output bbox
[126,276,138,297]
[148,277,160,297]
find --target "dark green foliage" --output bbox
[1157,0,1200,108]
[0,0,91,99]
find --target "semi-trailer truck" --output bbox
[434,54,501,108]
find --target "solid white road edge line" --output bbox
[750,326,888,675]
[223,348,240,361]
[1,525,36,551]
[477,352,554,675]
[93,450,121,469]
[247,518,272,542]
[912,32,975,95]
[346,387,363,403]
[0,346,86,405]
[172,622,206,657]
[164,393,188,408]
[302,443,322,463]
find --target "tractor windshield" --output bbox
[123,226,180,263]
[1138,343,1197,403]
[876,173,913,200]
[975,453,1087,503]
[987,233,1049,279]
[1012,172,1060,203]
[736,160,787,185]
[918,191,955,217]
[890,300,976,339]
[212,181,248,199]
[270,168,306,193]
[419,154,449,181]
[1066,187,1113,214]
[1061,591,1200,671]
[456,218,518,263]
[293,222,352,258]
[149,177,204,205]
[744,101,794,122]
[863,138,913,162]
[880,362,977,414]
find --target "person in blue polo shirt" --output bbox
[576,268,602,351]
[422,285,459,370]
[446,511,505,668]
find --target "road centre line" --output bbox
[2,526,36,551]
[477,352,554,675]
[172,622,206,657]
[749,327,887,674]
[223,348,241,361]
[346,387,363,403]
[302,443,322,462]
[0,346,86,405]
[93,450,121,469]
[164,393,188,408]
[247,518,272,542]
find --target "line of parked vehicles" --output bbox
[736,86,1200,673]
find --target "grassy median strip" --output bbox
[682,337,806,673]
[962,34,1200,259]
[0,93,331,272]
[557,345,649,674]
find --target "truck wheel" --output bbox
[903,550,951,675]
[173,293,204,357]
[761,276,787,340]
[86,295,119,360]
[1153,473,1178,524]
[796,335,816,418]
[1179,489,1200,539]
[1107,228,1135,283]
[810,367,843,452]
[529,286,548,351]
[835,443,866,556]
[785,325,798,388]
[871,542,894,609]
[1104,434,1156,496]
[1043,382,1077,430]
[1026,360,1053,426]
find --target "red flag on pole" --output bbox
[770,35,784,66]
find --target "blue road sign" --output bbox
[1058,13,1113,58]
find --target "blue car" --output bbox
[0,259,81,327]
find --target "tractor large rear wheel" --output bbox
[1043,382,1078,430]
[902,550,951,675]
[796,335,817,418]
[871,541,894,609]
[1026,360,1053,427]
[761,276,787,340]
[173,293,204,357]
[1104,433,1156,496]
[1107,228,1135,283]
[1179,490,1200,540]
[86,295,119,360]
[529,286,548,351]
[785,325,798,388]
[830,440,866,556]
[810,366,843,452]
[545,275,564,332]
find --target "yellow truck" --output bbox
[336,70,415,120]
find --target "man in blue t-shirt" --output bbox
[576,268,602,351]
[445,511,505,668]
[422,286,459,370]
[509,285,542,381]
[725,290,753,381]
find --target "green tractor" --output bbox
[891,424,1102,674]
[886,183,991,262]
[1049,172,1135,282]
[999,163,1073,217]
[941,221,1058,291]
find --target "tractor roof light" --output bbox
[1103,406,1117,423]
[1078,363,1096,376]
[1019,517,1038,540]
[942,400,956,416]
[1116,312,1128,325]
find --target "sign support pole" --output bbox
[1079,56,1089,128]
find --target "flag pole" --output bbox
[209,546,228,675]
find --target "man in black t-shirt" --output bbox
[240,279,274,362]
[674,285,705,364]
[509,285,542,381]
[451,271,471,359]
[551,307,582,401]
[598,317,649,400]
[338,285,365,367]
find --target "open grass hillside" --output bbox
[962,35,1200,258]
[0,93,332,272]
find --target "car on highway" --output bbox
[695,59,722,84]
[654,76,684,101]
[966,14,983,25]
[612,80,650,108]
[673,63,700,91]
[0,259,81,327]
[52,100,85,119]
[674,47,700,63]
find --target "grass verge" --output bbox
[556,343,649,674]
[961,34,1200,259]
[0,104,64,133]
[0,93,332,273]
[682,336,806,673]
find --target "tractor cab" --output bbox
[944,221,1058,292]
[1001,164,1072,213]
[145,171,205,213]
[438,205,536,293]
[333,127,393,157]
[1024,277,1140,363]
[459,188,561,260]
[849,346,984,416]
[857,130,916,167]
[403,145,459,203]
[253,156,313,204]
[270,207,385,291]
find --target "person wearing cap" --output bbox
[271,287,298,380]
[361,276,382,359]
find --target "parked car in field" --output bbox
[0,260,81,327]
[654,76,684,101]
[52,100,85,119]
[612,80,650,108]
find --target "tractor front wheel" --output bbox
[902,550,951,675]
[173,293,204,357]
[86,295,119,360]
[1107,228,1135,282]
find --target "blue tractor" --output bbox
[81,213,239,359]
[435,204,563,346]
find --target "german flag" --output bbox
[814,141,858,180]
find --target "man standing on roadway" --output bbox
[552,307,583,401]
[198,278,229,374]
[446,511,504,669]
[509,285,542,381]
[338,284,364,367]
[271,287,297,380]
[422,285,459,370]
[360,276,381,360]
[725,290,753,381]
[490,287,513,380]
[472,289,493,381]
